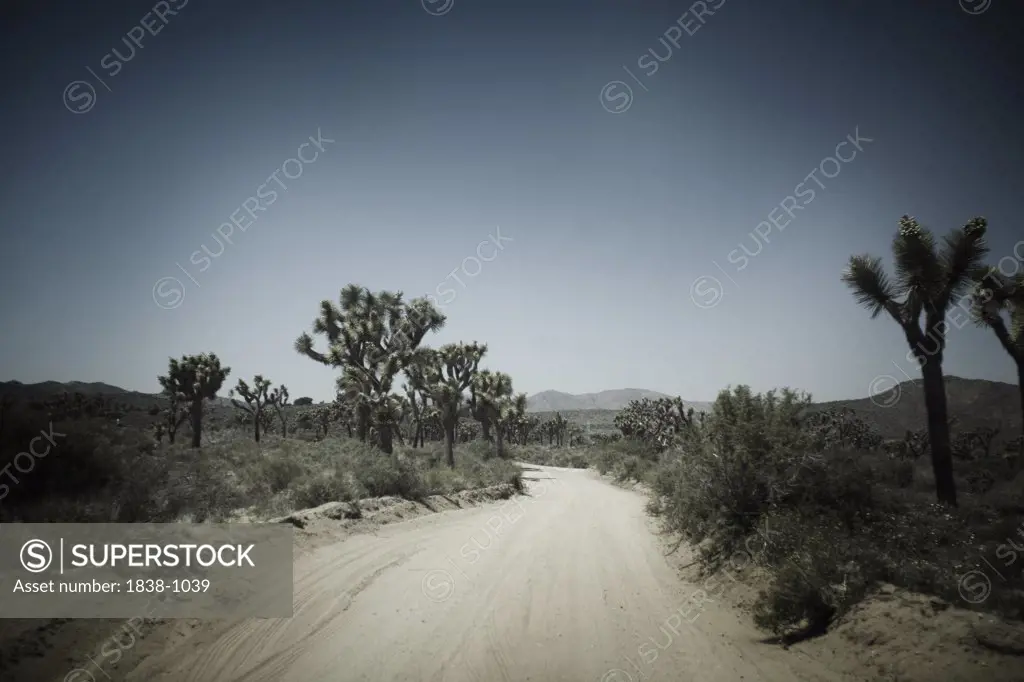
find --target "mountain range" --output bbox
[1,378,1019,440]
[525,389,712,413]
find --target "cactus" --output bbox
[157,353,230,448]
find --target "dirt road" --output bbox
[124,466,852,682]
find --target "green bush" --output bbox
[641,384,1024,634]
[353,455,428,500]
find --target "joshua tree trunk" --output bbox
[920,358,957,506]
[189,400,203,448]
[356,404,371,442]
[496,426,505,459]
[444,418,456,467]
[277,407,287,438]
[379,423,394,455]
[481,419,492,442]
[253,409,262,443]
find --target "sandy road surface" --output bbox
[124,466,853,682]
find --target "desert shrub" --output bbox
[420,466,470,496]
[291,471,355,509]
[508,444,591,469]
[253,453,307,494]
[614,455,650,483]
[567,452,589,468]
[889,458,915,488]
[753,548,843,637]
[0,399,525,522]
[805,407,883,451]
[588,438,658,475]
[462,439,496,460]
[637,384,1024,636]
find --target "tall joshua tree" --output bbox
[230,375,273,443]
[158,353,230,448]
[412,342,487,467]
[972,269,1024,445]
[470,370,514,453]
[842,215,988,506]
[295,285,445,455]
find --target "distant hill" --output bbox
[528,378,1021,442]
[0,380,131,397]
[816,376,1021,440]
[527,389,690,412]
[3,377,1019,443]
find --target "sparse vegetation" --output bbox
[573,380,1024,641]
[0,284,531,522]
[2,254,1022,652]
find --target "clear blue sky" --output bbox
[1,0,1022,403]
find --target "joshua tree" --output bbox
[269,384,291,437]
[230,375,274,443]
[310,403,337,439]
[258,408,275,435]
[402,373,431,448]
[972,269,1024,447]
[421,408,444,444]
[494,392,527,458]
[470,370,514,445]
[295,284,445,454]
[412,342,487,467]
[159,390,190,444]
[614,397,695,450]
[544,412,568,446]
[842,215,989,506]
[157,353,230,448]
